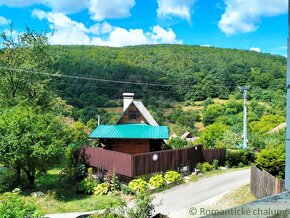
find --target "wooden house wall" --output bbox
[117,104,148,124]
[109,139,150,154]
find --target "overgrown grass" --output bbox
[216,184,256,207]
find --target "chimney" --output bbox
[123,93,134,111]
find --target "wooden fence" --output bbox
[80,146,226,178]
[250,165,285,199]
[203,148,226,166]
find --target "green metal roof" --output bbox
[89,124,169,139]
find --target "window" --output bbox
[129,111,139,120]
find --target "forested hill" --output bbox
[49,45,286,122]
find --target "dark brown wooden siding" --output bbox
[109,139,150,154]
[203,148,226,166]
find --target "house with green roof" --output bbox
[89,93,169,154]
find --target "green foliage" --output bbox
[77,171,97,195]
[201,162,214,171]
[256,145,285,178]
[0,194,43,218]
[195,163,202,171]
[58,144,86,192]
[168,108,200,130]
[249,115,285,134]
[0,106,68,186]
[0,168,17,193]
[167,137,188,149]
[94,183,110,196]
[127,192,155,218]
[105,171,121,193]
[164,171,181,182]
[203,104,225,126]
[226,149,256,167]
[215,129,241,149]
[128,179,149,193]
[198,123,229,148]
[42,45,286,124]
[120,184,132,195]
[148,174,167,189]
[212,159,219,170]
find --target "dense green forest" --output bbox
[48,45,286,129]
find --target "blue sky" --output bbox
[0,0,287,56]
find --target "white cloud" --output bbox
[219,0,287,35]
[157,0,196,22]
[89,0,135,21]
[32,10,181,46]
[0,0,135,20]
[89,22,114,35]
[32,9,108,45]
[250,47,260,52]
[201,44,211,47]
[0,16,8,25]
[93,25,181,47]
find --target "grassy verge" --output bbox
[215,184,256,208]
[189,166,249,182]
[0,168,123,214]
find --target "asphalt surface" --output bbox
[153,169,250,217]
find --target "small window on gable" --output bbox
[129,111,139,120]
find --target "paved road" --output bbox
[153,169,250,217]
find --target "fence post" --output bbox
[275,177,279,194]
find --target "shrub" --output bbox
[167,137,188,149]
[202,162,213,171]
[77,168,97,194]
[226,149,256,167]
[105,171,121,192]
[212,159,219,170]
[164,171,181,183]
[149,174,166,189]
[120,184,132,195]
[0,168,17,193]
[94,183,110,196]
[256,145,285,178]
[127,192,155,218]
[128,179,149,193]
[0,194,43,218]
[195,163,202,171]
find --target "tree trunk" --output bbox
[23,168,35,186]
[15,167,21,186]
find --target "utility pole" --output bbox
[240,86,248,149]
[285,0,290,190]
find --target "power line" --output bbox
[0,65,174,88]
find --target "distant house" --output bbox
[180,131,199,143]
[89,93,169,154]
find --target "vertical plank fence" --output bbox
[80,146,226,178]
[203,148,226,166]
[250,165,285,199]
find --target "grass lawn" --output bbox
[0,168,123,214]
[215,184,256,208]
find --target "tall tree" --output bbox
[0,25,55,108]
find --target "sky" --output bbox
[0,0,287,56]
